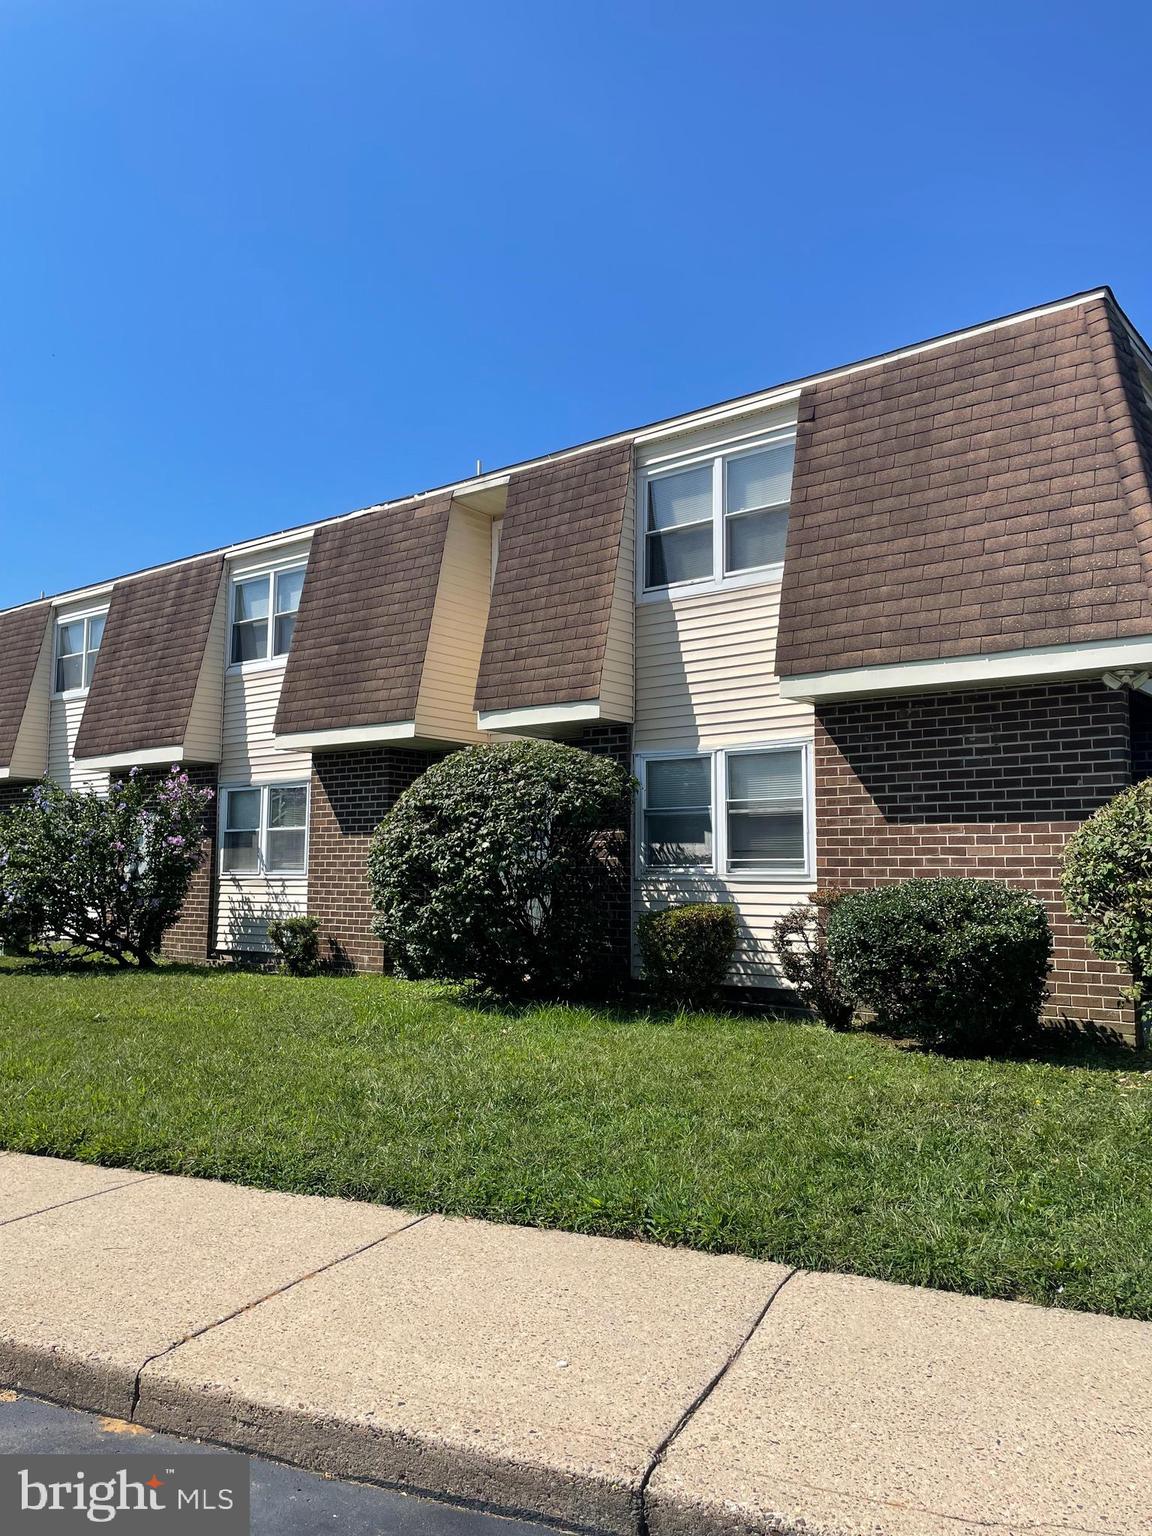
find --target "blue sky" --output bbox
[1,0,1148,607]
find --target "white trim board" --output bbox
[71,745,206,772]
[477,700,607,732]
[272,720,418,752]
[0,289,1115,623]
[778,635,1152,701]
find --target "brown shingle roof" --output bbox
[474,441,633,713]
[73,556,224,761]
[275,494,453,736]
[776,297,1152,677]
[0,603,49,770]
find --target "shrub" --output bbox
[1063,780,1152,1050]
[368,740,632,998]
[0,769,213,967]
[637,903,739,1009]
[772,889,854,1030]
[826,878,1051,1047]
[267,915,322,977]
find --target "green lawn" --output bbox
[0,961,1149,1318]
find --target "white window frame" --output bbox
[218,781,310,877]
[52,607,109,698]
[226,558,307,672]
[635,748,714,876]
[635,741,813,881]
[636,427,796,602]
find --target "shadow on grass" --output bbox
[5,954,1145,1072]
[436,977,819,1034]
[873,1017,1151,1072]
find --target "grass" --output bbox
[0,960,1150,1318]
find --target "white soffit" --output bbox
[477,701,605,732]
[778,636,1152,702]
[272,721,419,752]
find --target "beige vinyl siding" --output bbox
[598,474,635,722]
[635,581,812,748]
[414,505,493,744]
[633,579,815,992]
[216,539,313,951]
[635,874,812,987]
[48,696,108,793]
[182,575,227,762]
[215,660,310,950]
[8,619,52,781]
[216,874,308,954]
[47,598,109,794]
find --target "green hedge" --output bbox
[368,740,632,998]
[826,878,1051,1047]
[637,903,739,1008]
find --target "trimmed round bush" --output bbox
[1062,779,1152,1050]
[825,878,1051,1047]
[368,740,632,998]
[637,902,738,1009]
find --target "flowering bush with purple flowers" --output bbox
[0,768,213,966]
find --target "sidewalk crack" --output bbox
[635,1265,801,1536]
[0,1173,161,1229]
[128,1211,433,1421]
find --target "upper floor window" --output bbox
[641,434,795,595]
[229,566,305,666]
[637,742,811,877]
[54,611,106,695]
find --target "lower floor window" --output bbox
[221,783,308,874]
[638,742,811,876]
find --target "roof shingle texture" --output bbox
[0,603,50,770]
[474,441,633,713]
[74,556,224,761]
[776,297,1152,676]
[275,495,453,736]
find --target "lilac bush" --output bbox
[0,769,213,967]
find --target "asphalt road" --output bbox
[0,1391,557,1535]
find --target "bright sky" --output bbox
[1,0,1148,607]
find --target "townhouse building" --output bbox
[2,286,1151,1037]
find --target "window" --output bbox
[642,755,712,868]
[221,784,308,875]
[641,434,795,594]
[638,743,810,876]
[724,746,806,873]
[229,566,305,665]
[55,612,106,694]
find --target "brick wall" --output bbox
[0,782,29,814]
[114,765,218,964]
[815,681,1137,1038]
[574,722,634,983]
[1131,689,1152,784]
[307,747,443,971]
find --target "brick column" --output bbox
[814,681,1136,1038]
[308,747,443,971]
[575,722,634,986]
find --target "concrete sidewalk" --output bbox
[0,1153,1148,1536]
